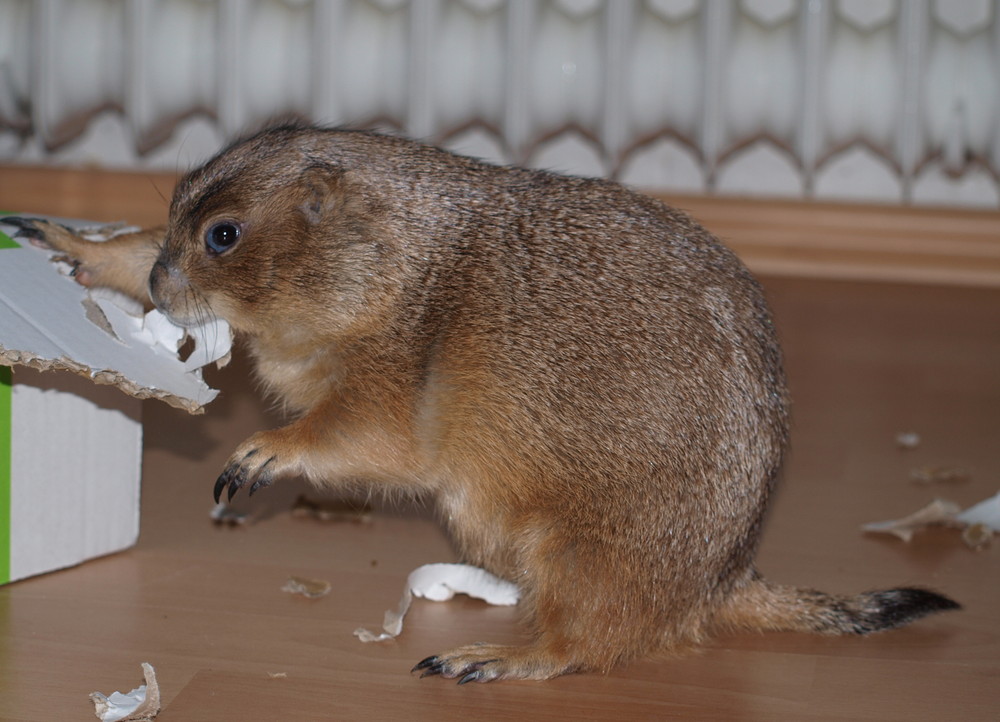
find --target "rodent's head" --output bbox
[149,126,402,345]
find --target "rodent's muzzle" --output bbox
[148,258,196,325]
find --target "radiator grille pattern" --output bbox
[1,0,997,206]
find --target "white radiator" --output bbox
[0,0,997,207]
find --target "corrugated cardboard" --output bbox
[0,216,228,584]
[1,366,142,583]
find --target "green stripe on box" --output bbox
[0,366,11,584]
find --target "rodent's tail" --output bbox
[713,577,960,636]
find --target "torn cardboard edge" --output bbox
[0,346,213,415]
[90,662,160,722]
[0,216,232,414]
[354,563,520,643]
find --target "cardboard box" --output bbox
[0,217,229,584]
[0,365,142,584]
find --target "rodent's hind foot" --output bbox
[411,643,578,684]
[412,655,499,685]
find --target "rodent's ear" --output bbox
[297,165,346,225]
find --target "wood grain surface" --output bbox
[1,167,997,720]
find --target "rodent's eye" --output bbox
[205,222,241,255]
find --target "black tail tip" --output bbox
[856,587,961,634]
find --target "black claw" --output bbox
[248,457,276,496]
[227,470,247,502]
[412,656,440,674]
[248,477,271,496]
[457,670,483,685]
[15,227,44,240]
[213,476,227,504]
[4,217,44,240]
[420,664,445,679]
[213,468,234,503]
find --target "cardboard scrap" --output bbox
[962,523,993,550]
[290,494,373,524]
[282,576,332,599]
[863,491,1000,547]
[862,499,963,543]
[910,466,971,484]
[209,502,251,526]
[0,217,231,414]
[354,563,520,643]
[956,490,1000,529]
[90,663,160,722]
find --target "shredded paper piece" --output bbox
[291,494,373,523]
[956,490,1000,529]
[862,499,962,542]
[910,466,971,484]
[862,491,1000,546]
[354,563,520,643]
[282,576,332,598]
[962,523,993,550]
[90,663,160,722]
[209,501,250,526]
[895,432,921,449]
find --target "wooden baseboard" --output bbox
[2,164,997,287]
[1,164,178,228]
[659,194,1000,288]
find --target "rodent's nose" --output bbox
[148,258,191,318]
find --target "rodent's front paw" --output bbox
[4,216,49,242]
[214,431,292,502]
[5,217,101,284]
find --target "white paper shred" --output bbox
[209,501,250,526]
[354,563,520,643]
[96,300,233,373]
[862,490,1000,543]
[956,490,1000,530]
[90,663,160,722]
[862,499,963,542]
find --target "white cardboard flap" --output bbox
[0,217,229,414]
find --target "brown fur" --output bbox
[11,124,959,683]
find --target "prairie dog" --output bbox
[12,125,959,683]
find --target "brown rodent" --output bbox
[11,124,959,683]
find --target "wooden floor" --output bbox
[2,186,999,719]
